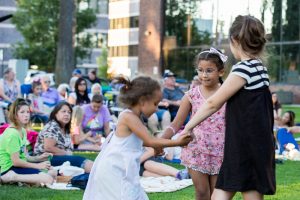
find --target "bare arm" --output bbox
[11,152,51,170]
[117,112,191,148]
[140,147,155,163]
[184,74,246,132]
[0,81,12,102]
[67,95,76,105]
[161,95,191,139]
[44,138,70,155]
[288,126,300,134]
[104,121,110,136]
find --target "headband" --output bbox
[201,47,228,63]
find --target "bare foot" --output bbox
[1,170,17,183]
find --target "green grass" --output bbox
[1,105,300,199]
[1,153,300,200]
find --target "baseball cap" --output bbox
[163,70,176,78]
[72,69,82,75]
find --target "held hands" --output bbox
[176,133,192,146]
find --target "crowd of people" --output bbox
[0,14,299,200]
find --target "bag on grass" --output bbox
[69,173,90,190]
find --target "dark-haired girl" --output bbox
[277,111,300,154]
[162,47,227,199]
[182,15,276,199]
[68,77,90,106]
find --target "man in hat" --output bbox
[162,71,185,121]
[72,69,82,78]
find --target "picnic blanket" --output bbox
[140,176,193,193]
[47,176,193,191]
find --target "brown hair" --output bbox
[49,101,73,133]
[285,111,295,127]
[194,49,225,71]
[114,76,161,107]
[229,15,266,57]
[8,98,30,129]
[91,94,103,103]
[32,79,42,91]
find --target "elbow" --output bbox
[44,144,54,153]
[206,99,221,113]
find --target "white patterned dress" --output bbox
[83,110,148,200]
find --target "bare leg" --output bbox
[211,188,235,200]
[147,114,159,134]
[242,190,263,200]
[142,171,162,177]
[188,168,210,200]
[161,111,171,130]
[209,175,218,196]
[1,170,53,185]
[143,160,178,177]
[78,144,101,151]
[84,160,94,173]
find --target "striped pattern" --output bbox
[231,59,270,90]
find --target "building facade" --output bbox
[0,0,109,76]
[107,0,163,78]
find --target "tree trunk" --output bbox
[55,0,75,85]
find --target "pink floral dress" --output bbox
[181,86,226,175]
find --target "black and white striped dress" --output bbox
[215,59,276,195]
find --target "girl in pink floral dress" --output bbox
[162,47,227,199]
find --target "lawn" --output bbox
[0,105,299,200]
[1,153,299,200]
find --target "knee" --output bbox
[84,160,94,173]
[195,187,210,199]
[39,173,54,184]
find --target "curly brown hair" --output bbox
[114,76,161,108]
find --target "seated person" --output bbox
[147,101,171,135]
[57,83,70,101]
[81,94,111,137]
[68,78,91,106]
[41,75,60,113]
[162,133,182,163]
[71,106,101,151]
[0,98,54,185]
[88,83,102,100]
[140,147,189,180]
[34,101,93,173]
[277,111,300,154]
[272,92,282,126]
[28,80,48,123]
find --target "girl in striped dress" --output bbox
[182,15,276,200]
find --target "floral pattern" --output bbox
[181,86,226,175]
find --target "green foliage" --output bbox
[97,47,108,79]
[165,0,210,46]
[164,0,212,80]
[12,0,96,71]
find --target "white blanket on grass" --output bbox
[47,176,193,192]
[141,176,193,193]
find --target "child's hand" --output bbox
[176,133,192,146]
[36,161,51,170]
[39,152,53,161]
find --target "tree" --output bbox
[55,0,76,84]
[97,47,109,79]
[164,0,210,80]
[12,0,96,76]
